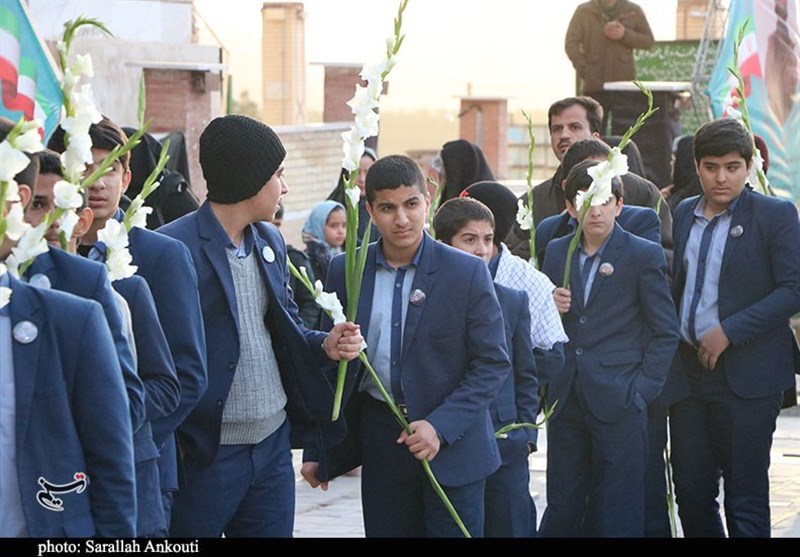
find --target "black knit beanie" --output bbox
[200,114,286,204]
[461,181,518,246]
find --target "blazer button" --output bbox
[579,316,587,324]
[575,348,583,356]
[216,400,223,408]
[228,361,236,370]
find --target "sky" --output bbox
[194,0,680,117]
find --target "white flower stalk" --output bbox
[4,180,20,203]
[0,141,32,182]
[0,286,10,310]
[10,222,48,269]
[344,186,360,209]
[341,127,365,172]
[516,199,533,231]
[106,247,137,281]
[71,53,94,78]
[354,110,380,138]
[58,209,80,242]
[346,84,380,116]
[14,119,45,153]
[97,219,130,252]
[749,148,769,190]
[313,280,347,325]
[53,180,84,209]
[129,204,152,229]
[60,133,94,179]
[4,202,31,241]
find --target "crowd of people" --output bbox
[1,0,799,541]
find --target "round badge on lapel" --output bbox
[598,262,614,277]
[730,225,743,238]
[28,274,52,289]
[13,321,38,344]
[262,246,276,263]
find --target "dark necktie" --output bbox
[687,216,721,343]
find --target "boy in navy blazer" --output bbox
[434,196,539,538]
[24,149,179,537]
[159,115,363,537]
[540,159,679,537]
[0,152,136,537]
[48,118,208,529]
[302,155,512,537]
[668,118,800,537]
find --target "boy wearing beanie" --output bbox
[159,114,363,538]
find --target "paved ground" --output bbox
[292,403,800,538]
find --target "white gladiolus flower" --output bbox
[0,141,32,181]
[4,202,31,241]
[4,180,20,203]
[14,120,45,153]
[346,85,380,116]
[354,109,380,138]
[97,219,130,252]
[341,127,365,172]
[72,53,94,78]
[345,186,361,208]
[130,205,152,229]
[0,286,10,310]
[58,210,80,242]
[10,222,48,265]
[60,134,94,178]
[106,247,137,281]
[53,180,83,209]
[516,199,532,231]
[360,59,388,85]
[608,147,629,178]
[313,280,346,325]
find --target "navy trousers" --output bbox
[169,419,295,537]
[670,344,782,538]
[484,431,537,538]
[360,394,486,538]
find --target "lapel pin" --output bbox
[28,273,51,289]
[730,225,743,238]
[13,320,38,344]
[410,288,426,306]
[598,262,614,277]
[262,246,275,263]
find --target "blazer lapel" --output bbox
[568,244,585,312]
[9,280,42,443]
[401,235,436,362]
[198,204,239,327]
[719,189,751,277]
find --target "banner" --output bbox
[708,0,800,206]
[0,0,62,140]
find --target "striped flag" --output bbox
[0,0,62,140]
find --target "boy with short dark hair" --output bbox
[667,118,800,537]
[304,154,512,538]
[434,196,539,538]
[540,158,679,537]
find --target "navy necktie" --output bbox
[581,253,597,303]
[687,216,721,343]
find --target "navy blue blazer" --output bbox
[8,277,136,537]
[542,224,679,423]
[536,205,661,269]
[24,247,145,432]
[159,202,340,466]
[320,233,512,487]
[665,188,800,404]
[492,284,539,451]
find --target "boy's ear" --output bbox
[121,168,132,194]
[72,207,94,240]
[565,199,579,220]
[17,184,32,208]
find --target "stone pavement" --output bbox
[292,406,800,538]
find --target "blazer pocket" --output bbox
[492,403,517,423]
[600,351,642,366]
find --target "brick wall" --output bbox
[274,122,350,246]
[144,68,221,201]
[262,2,306,126]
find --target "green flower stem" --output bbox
[563,81,657,290]
[287,258,471,537]
[122,138,171,231]
[357,353,471,538]
[521,109,537,268]
[427,177,444,238]
[494,401,557,439]
[665,446,677,538]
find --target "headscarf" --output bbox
[461,181,518,246]
[302,200,346,259]
[439,139,495,204]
